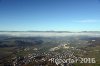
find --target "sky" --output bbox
[0,0,100,31]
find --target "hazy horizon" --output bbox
[0,31,100,37]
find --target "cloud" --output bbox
[74,19,100,23]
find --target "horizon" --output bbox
[0,0,100,31]
[0,30,100,33]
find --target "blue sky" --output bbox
[0,0,100,31]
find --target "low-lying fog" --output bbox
[0,32,100,37]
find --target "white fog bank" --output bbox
[0,32,100,37]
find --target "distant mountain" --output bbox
[0,31,100,33]
[81,31,100,33]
